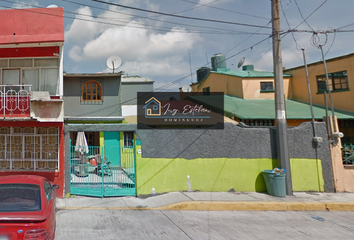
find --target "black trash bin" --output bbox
[262,170,286,197]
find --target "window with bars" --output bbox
[124,132,134,148]
[0,127,59,171]
[81,80,102,102]
[317,70,349,92]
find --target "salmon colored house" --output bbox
[284,53,354,145]
[0,7,65,197]
[189,63,353,127]
[284,53,354,192]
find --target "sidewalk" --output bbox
[56,191,354,211]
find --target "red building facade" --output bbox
[0,7,65,197]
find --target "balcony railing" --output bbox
[0,85,31,117]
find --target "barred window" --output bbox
[81,80,102,101]
[0,127,59,171]
[124,132,134,148]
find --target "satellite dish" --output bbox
[182,85,192,93]
[237,57,245,68]
[106,56,122,73]
[47,4,58,8]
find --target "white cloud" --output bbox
[65,6,101,44]
[71,25,201,61]
[253,47,302,71]
[11,0,39,9]
[66,6,203,78]
[68,45,83,62]
[108,58,190,77]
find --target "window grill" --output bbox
[0,127,59,171]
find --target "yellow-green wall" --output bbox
[135,146,324,195]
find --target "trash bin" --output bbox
[262,170,286,197]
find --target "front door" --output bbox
[104,132,120,166]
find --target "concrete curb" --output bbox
[57,201,354,211]
[155,201,354,211]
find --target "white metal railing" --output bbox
[0,85,31,117]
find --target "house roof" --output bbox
[196,65,291,89]
[211,69,292,78]
[64,72,123,78]
[284,52,354,72]
[0,7,64,45]
[188,95,354,120]
[122,76,154,83]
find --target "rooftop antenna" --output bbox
[237,57,245,68]
[106,55,122,73]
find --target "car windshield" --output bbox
[0,184,41,212]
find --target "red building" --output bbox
[0,7,65,197]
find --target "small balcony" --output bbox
[0,85,31,118]
[0,85,63,122]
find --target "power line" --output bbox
[293,0,328,29]
[61,0,268,35]
[170,0,219,16]
[294,0,315,31]
[223,20,272,56]
[336,21,354,30]
[0,1,263,35]
[178,0,270,20]
[88,0,272,29]
[280,0,301,50]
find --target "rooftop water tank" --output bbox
[196,67,210,82]
[211,53,226,71]
[242,65,254,71]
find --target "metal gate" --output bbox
[70,145,136,197]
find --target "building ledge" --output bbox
[64,116,125,122]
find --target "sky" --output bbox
[1,0,354,91]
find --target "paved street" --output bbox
[56,209,354,240]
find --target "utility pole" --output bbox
[271,0,293,195]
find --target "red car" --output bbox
[0,175,59,240]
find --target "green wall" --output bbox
[135,146,324,195]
